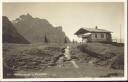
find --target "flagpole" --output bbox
[120,24,121,43]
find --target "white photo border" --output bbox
[0,0,127,81]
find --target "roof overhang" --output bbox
[74,28,89,35]
[74,27,112,35]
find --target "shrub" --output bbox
[110,54,124,70]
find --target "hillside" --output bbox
[71,42,124,70]
[2,16,30,44]
[3,43,124,78]
[13,13,70,43]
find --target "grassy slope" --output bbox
[72,42,124,69]
[3,43,124,78]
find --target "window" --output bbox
[95,34,97,38]
[101,34,104,38]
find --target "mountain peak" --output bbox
[26,13,31,16]
[13,14,70,43]
[19,13,33,20]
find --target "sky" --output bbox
[3,2,124,42]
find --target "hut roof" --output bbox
[75,27,112,35]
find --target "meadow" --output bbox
[3,42,124,78]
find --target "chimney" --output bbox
[95,26,98,29]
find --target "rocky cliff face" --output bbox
[2,16,30,44]
[13,13,70,43]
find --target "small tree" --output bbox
[44,34,48,43]
[64,37,67,43]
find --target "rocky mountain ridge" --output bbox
[13,13,70,43]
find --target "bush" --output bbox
[110,54,124,69]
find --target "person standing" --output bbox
[64,46,71,61]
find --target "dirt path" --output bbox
[63,45,79,68]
